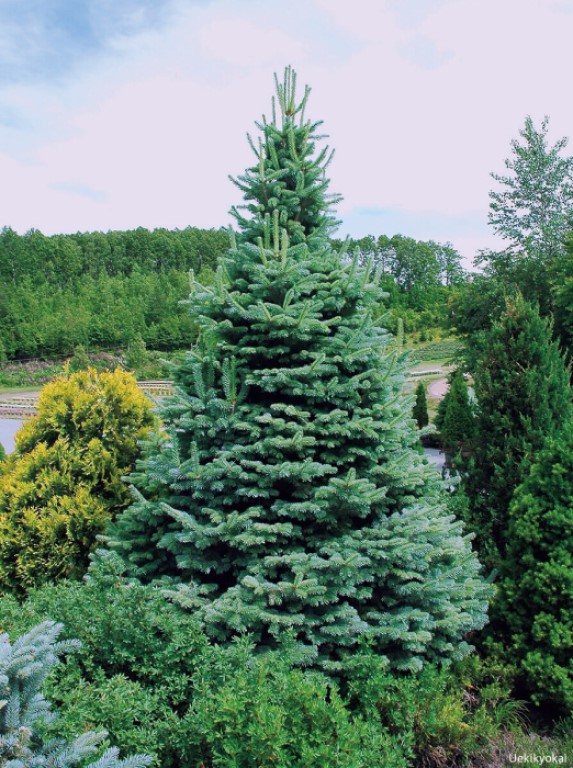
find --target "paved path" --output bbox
[428,378,449,399]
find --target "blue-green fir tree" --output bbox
[105,67,491,670]
[0,621,151,768]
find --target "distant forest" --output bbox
[0,226,228,359]
[0,226,463,360]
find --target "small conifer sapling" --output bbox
[413,382,429,428]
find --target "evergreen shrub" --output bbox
[0,555,207,767]
[0,556,524,768]
[463,296,573,569]
[124,336,149,375]
[179,640,413,768]
[413,381,429,428]
[498,425,573,713]
[0,368,155,594]
[435,369,474,452]
[68,344,90,373]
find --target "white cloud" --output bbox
[199,17,308,67]
[310,0,573,261]
[1,0,573,265]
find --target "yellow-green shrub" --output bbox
[0,368,155,594]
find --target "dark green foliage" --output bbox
[413,382,429,428]
[106,67,491,670]
[437,370,474,452]
[179,641,412,768]
[68,343,90,373]
[0,550,531,768]
[463,297,573,569]
[333,234,464,290]
[0,269,201,360]
[552,230,573,362]
[448,274,510,336]
[0,226,228,360]
[433,369,455,433]
[0,222,459,361]
[497,425,573,713]
[0,571,410,768]
[0,226,226,287]
[0,619,151,768]
[376,234,462,293]
[124,336,149,374]
[0,555,208,767]
[330,234,464,334]
[182,644,521,768]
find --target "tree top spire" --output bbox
[230,65,341,245]
[272,65,310,125]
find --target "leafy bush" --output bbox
[0,555,207,766]
[0,554,526,768]
[344,649,525,768]
[179,640,412,768]
[0,620,151,768]
[0,559,414,768]
[0,368,156,593]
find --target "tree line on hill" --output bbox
[0,226,227,359]
[0,224,465,360]
[0,225,227,284]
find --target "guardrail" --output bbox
[0,381,176,421]
[0,404,37,418]
[407,369,444,377]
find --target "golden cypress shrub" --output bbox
[0,368,155,594]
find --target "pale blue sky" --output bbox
[1,0,573,267]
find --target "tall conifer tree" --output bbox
[463,296,572,569]
[498,425,573,712]
[106,68,490,669]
